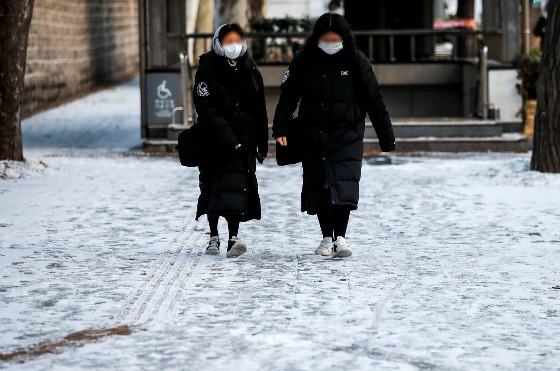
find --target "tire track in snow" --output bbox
[118,219,206,326]
[117,219,195,322]
[143,233,206,325]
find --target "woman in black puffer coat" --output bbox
[193,23,269,258]
[273,13,396,258]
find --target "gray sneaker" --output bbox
[205,236,220,255]
[226,236,247,258]
[331,236,352,257]
[315,237,333,256]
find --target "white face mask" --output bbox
[223,43,243,59]
[318,40,343,55]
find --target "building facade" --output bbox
[23,0,139,116]
[266,0,332,18]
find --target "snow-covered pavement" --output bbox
[20,77,143,151]
[1,76,560,370]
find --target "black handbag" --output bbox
[174,122,223,167]
[275,116,303,166]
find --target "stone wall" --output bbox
[23,0,139,115]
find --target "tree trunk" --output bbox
[247,0,268,20]
[215,0,248,29]
[456,0,475,58]
[531,1,560,173]
[0,0,34,162]
[194,0,215,62]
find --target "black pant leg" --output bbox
[332,206,350,238]
[208,215,219,237]
[225,215,240,239]
[317,212,334,239]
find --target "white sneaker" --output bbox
[205,236,220,255]
[315,237,333,256]
[226,236,247,258]
[332,236,352,257]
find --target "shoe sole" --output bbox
[315,249,332,256]
[332,250,352,258]
[226,241,247,258]
[205,249,220,255]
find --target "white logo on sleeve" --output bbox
[341,71,349,76]
[197,82,210,97]
[282,69,290,84]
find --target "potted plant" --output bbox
[515,48,541,137]
[249,16,317,63]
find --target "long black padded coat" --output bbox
[272,48,396,215]
[193,51,269,221]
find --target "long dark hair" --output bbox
[203,23,259,94]
[302,13,363,75]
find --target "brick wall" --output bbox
[23,0,139,115]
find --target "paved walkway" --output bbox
[2,152,560,370]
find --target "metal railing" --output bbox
[480,45,489,120]
[168,29,500,64]
[171,51,195,127]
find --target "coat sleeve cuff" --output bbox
[272,128,288,138]
[380,142,396,152]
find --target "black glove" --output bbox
[256,151,265,164]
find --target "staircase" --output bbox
[266,119,531,154]
[361,119,531,153]
[143,119,532,154]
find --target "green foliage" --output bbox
[515,48,541,99]
[248,17,317,63]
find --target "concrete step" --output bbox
[264,134,531,154]
[144,139,176,153]
[501,122,524,133]
[265,120,502,139]
[163,119,520,143]
[145,134,531,154]
[157,119,522,141]
[167,124,190,140]
[147,120,531,154]
[362,134,532,153]
[366,120,503,138]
